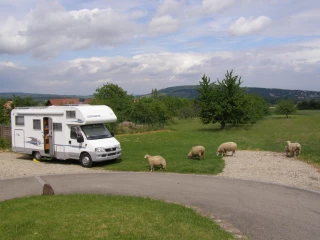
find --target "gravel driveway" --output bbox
[218,150,320,192]
[1,150,320,193]
[0,151,105,179]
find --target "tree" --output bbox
[132,97,169,127]
[297,100,309,110]
[151,88,160,98]
[274,99,296,118]
[197,70,249,129]
[0,99,11,125]
[242,94,270,123]
[297,100,320,110]
[11,96,38,108]
[92,83,134,122]
[0,96,40,125]
[162,96,198,120]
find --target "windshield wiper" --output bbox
[87,134,111,140]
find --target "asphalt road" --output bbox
[1,172,320,240]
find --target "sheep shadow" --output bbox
[196,128,221,133]
[195,124,255,133]
[94,158,123,168]
[285,154,301,159]
[271,115,297,119]
[188,156,204,161]
[145,164,167,172]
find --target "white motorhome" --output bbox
[11,105,121,167]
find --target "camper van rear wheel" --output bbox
[34,151,41,161]
[80,153,93,168]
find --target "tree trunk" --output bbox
[220,121,226,129]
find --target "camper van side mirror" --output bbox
[111,132,114,137]
[77,135,84,143]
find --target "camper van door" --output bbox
[48,118,54,155]
[68,126,84,159]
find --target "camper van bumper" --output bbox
[90,151,122,162]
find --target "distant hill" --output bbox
[156,86,320,103]
[2,86,320,104]
[156,86,199,99]
[0,92,93,102]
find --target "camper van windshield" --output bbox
[81,124,113,140]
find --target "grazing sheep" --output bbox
[285,141,301,157]
[216,142,237,156]
[188,145,205,159]
[144,154,167,172]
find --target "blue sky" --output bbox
[0,0,319,95]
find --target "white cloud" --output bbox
[271,40,320,67]
[1,0,320,95]
[3,38,320,95]
[288,9,320,22]
[202,0,235,14]
[148,15,180,36]
[0,61,25,69]
[156,0,185,17]
[0,62,17,68]
[0,2,137,59]
[229,16,272,36]
[129,10,148,19]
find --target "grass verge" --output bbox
[0,194,234,240]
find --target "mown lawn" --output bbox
[0,195,234,240]
[101,110,320,173]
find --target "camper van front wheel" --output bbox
[34,151,41,161]
[80,153,93,168]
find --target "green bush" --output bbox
[0,137,11,150]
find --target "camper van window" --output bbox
[81,124,113,140]
[70,126,78,139]
[66,111,76,118]
[33,119,41,130]
[15,116,24,126]
[53,123,62,131]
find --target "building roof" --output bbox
[82,98,93,104]
[46,98,80,106]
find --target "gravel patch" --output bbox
[0,152,106,179]
[217,150,320,192]
[1,150,320,193]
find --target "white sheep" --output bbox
[216,142,237,156]
[144,154,167,172]
[188,145,205,159]
[285,141,301,157]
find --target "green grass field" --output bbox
[0,195,234,240]
[100,110,320,173]
[2,111,318,240]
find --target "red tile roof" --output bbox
[47,98,80,106]
[82,98,93,104]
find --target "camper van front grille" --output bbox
[105,148,117,152]
[107,152,117,156]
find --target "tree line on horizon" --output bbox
[0,70,310,129]
[297,100,320,110]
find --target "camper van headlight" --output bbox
[95,147,105,152]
